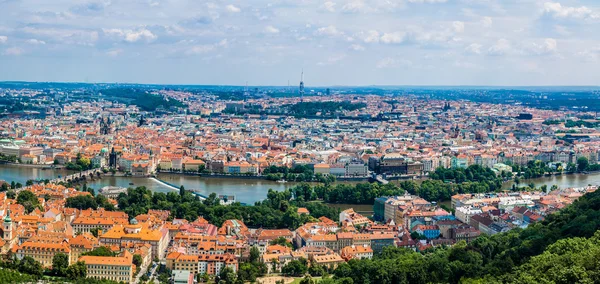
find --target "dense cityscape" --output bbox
[2,0,600,282]
[0,81,599,284]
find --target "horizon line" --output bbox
[1,80,600,89]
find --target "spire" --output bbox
[299,69,305,101]
[4,209,11,223]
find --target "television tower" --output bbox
[299,69,305,101]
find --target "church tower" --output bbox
[3,209,12,241]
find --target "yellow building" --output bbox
[79,250,134,283]
[99,219,169,259]
[14,241,71,267]
[314,164,330,175]
[69,233,99,264]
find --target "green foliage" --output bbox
[66,261,87,280]
[16,190,40,214]
[66,195,98,210]
[96,88,185,111]
[52,253,69,276]
[564,119,600,128]
[17,257,43,277]
[119,186,338,229]
[289,101,367,116]
[133,254,143,267]
[81,246,118,257]
[270,236,293,248]
[332,189,600,283]
[0,268,36,283]
[577,157,589,172]
[216,266,237,284]
[282,258,308,277]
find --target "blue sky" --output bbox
[1,0,600,86]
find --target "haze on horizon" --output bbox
[1,0,600,86]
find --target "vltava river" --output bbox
[0,165,296,203]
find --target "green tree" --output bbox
[216,267,237,284]
[0,183,8,192]
[179,185,185,197]
[249,246,260,263]
[16,190,40,214]
[81,246,117,257]
[577,157,589,172]
[18,256,43,276]
[133,254,143,267]
[52,253,69,276]
[66,195,98,210]
[66,261,87,280]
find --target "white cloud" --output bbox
[452,21,465,33]
[320,1,336,12]
[408,0,447,3]
[225,5,241,13]
[264,25,280,34]
[317,53,346,65]
[106,49,123,57]
[103,28,157,43]
[465,43,483,55]
[26,39,46,45]
[577,47,600,62]
[186,45,215,55]
[380,32,405,44]
[3,47,23,56]
[524,38,558,55]
[543,2,600,20]
[342,1,369,13]
[487,38,512,56]
[481,17,493,28]
[0,36,7,44]
[376,57,412,68]
[350,44,365,51]
[315,25,342,37]
[357,30,380,43]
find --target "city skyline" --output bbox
[1,1,600,86]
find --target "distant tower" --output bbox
[109,147,118,168]
[100,117,111,135]
[138,115,146,127]
[3,209,12,241]
[299,70,305,101]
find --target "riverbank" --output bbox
[158,170,370,182]
[0,162,63,169]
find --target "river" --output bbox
[501,173,600,190]
[3,165,600,203]
[0,165,296,203]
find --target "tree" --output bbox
[249,246,260,263]
[577,157,589,172]
[133,254,143,267]
[52,253,69,276]
[66,195,98,210]
[270,237,293,248]
[16,190,40,214]
[6,190,16,199]
[0,183,8,192]
[81,246,117,257]
[66,261,87,280]
[18,256,43,276]
[90,227,102,238]
[25,180,34,186]
[281,258,308,277]
[179,185,185,197]
[216,267,237,284]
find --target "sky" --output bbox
[1,0,600,86]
